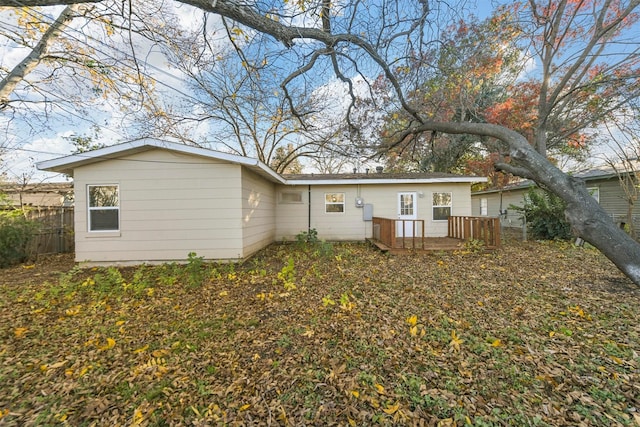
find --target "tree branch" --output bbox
[0,4,80,108]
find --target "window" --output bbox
[88,185,119,231]
[480,198,488,216]
[325,192,345,213]
[432,192,452,221]
[587,187,600,203]
[399,193,414,216]
[280,191,303,204]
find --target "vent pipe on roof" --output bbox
[366,168,369,174]
[376,166,383,173]
[353,168,357,173]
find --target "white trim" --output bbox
[324,192,346,214]
[37,138,286,184]
[432,191,452,221]
[87,184,120,232]
[285,177,486,185]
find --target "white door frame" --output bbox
[397,192,417,237]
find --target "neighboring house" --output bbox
[0,182,73,207]
[471,165,640,230]
[37,138,487,265]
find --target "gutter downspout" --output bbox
[308,185,311,233]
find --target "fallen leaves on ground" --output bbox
[0,240,639,426]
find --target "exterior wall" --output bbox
[240,168,277,257]
[472,177,640,230]
[472,188,529,228]
[587,177,640,229]
[276,182,473,240]
[73,149,245,264]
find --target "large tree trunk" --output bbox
[405,121,640,287]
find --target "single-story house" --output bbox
[37,138,487,265]
[0,182,73,208]
[471,164,640,230]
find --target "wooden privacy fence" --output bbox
[448,215,501,249]
[25,206,74,255]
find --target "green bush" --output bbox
[0,209,40,267]
[511,187,572,241]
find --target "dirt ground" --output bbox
[0,253,75,287]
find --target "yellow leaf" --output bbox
[133,344,149,354]
[115,320,126,326]
[99,338,116,351]
[78,365,91,377]
[449,330,464,351]
[382,402,400,415]
[151,349,169,358]
[549,331,556,337]
[14,327,28,338]
[409,325,418,337]
[375,383,385,394]
[491,339,502,347]
[65,368,74,376]
[40,364,48,373]
[239,404,251,411]
[406,315,418,326]
[219,290,228,297]
[22,264,35,269]
[351,390,360,398]
[65,305,82,316]
[132,408,145,425]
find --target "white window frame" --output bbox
[480,198,488,216]
[587,187,600,203]
[279,191,304,204]
[87,184,120,232]
[324,192,345,213]
[432,192,452,221]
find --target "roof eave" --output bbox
[284,177,487,185]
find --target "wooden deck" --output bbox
[368,236,465,254]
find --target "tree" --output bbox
[1,0,640,286]
[378,12,525,175]
[0,1,181,142]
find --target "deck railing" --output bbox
[372,217,425,249]
[448,216,501,249]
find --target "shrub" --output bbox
[511,187,572,240]
[295,228,319,244]
[0,208,40,268]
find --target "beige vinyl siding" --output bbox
[591,178,640,229]
[241,168,277,257]
[275,186,309,239]
[74,149,244,265]
[472,188,529,228]
[276,182,474,240]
